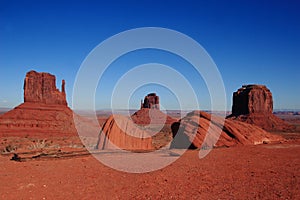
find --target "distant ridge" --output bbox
[0,107,11,115]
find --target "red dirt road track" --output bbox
[1,142,299,199]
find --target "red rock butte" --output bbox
[24,70,67,106]
[131,108,177,125]
[134,93,176,125]
[232,85,273,115]
[141,93,160,110]
[97,93,175,151]
[0,70,77,137]
[227,84,294,132]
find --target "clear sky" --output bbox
[0,0,299,111]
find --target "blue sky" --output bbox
[0,0,299,110]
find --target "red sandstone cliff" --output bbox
[231,85,273,115]
[24,70,67,105]
[140,93,160,109]
[0,71,77,136]
[227,85,294,132]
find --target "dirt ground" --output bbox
[1,113,299,199]
[1,140,299,200]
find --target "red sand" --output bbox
[1,140,299,199]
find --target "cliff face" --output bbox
[232,85,273,116]
[228,84,294,132]
[24,70,67,106]
[141,93,160,110]
[0,70,76,136]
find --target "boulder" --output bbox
[96,115,154,151]
[170,111,282,149]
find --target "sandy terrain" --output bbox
[1,140,299,200]
[1,111,299,199]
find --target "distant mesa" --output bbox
[227,84,294,132]
[131,108,177,125]
[133,93,176,125]
[141,93,160,110]
[231,84,273,116]
[170,111,282,149]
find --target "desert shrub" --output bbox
[28,139,48,150]
[2,144,17,153]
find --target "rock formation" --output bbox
[170,111,282,149]
[0,102,76,136]
[24,70,67,105]
[227,84,294,132]
[131,108,177,125]
[96,115,154,151]
[141,93,160,109]
[231,85,273,115]
[0,70,81,137]
[134,93,176,125]
[96,93,177,150]
[131,108,177,149]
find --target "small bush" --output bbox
[29,139,48,150]
[2,144,17,153]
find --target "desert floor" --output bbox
[1,139,299,200]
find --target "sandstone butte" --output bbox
[140,93,160,110]
[0,73,288,151]
[132,93,177,125]
[97,93,175,151]
[227,84,295,132]
[131,108,177,125]
[0,70,79,137]
[170,111,283,149]
[96,114,154,151]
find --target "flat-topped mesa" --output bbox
[232,84,273,116]
[228,84,295,132]
[24,70,67,106]
[140,93,160,110]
